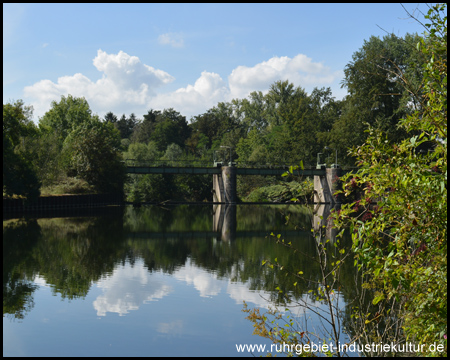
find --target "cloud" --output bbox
[23,50,340,121]
[150,71,230,118]
[228,54,340,99]
[158,33,185,48]
[24,49,174,118]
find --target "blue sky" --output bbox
[3,3,430,122]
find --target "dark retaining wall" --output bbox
[3,193,123,213]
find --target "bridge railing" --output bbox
[233,161,316,169]
[124,158,359,172]
[124,159,215,168]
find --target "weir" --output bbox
[212,165,341,205]
[126,160,344,205]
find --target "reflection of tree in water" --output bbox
[3,274,38,321]
[3,219,41,320]
[32,215,127,299]
[3,205,360,321]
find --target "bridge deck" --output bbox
[126,166,326,176]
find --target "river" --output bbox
[3,204,357,356]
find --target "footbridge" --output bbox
[125,160,346,205]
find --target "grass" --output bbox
[244,179,314,203]
[40,176,96,196]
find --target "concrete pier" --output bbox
[314,167,341,204]
[213,166,237,204]
[212,165,341,205]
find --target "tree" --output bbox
[125,141,161,163]
[131,109,161,144]
[115,113,138,139]
[103,111,118,124]
[130,108,190,151]
[62,118,126,193]
[162,143,184,162]
[39,95,92,140]
[330,32,426,166]
[3,100,41,200]
[335,3,447,354]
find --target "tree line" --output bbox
[4,31,428,202]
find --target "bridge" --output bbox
[125,159,345,205]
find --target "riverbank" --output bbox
[3,193,123,214]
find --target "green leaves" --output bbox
[335,3,447,351]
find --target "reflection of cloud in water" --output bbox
[173,258,222,298]
[33,275,50,287]
[173,258,287,311]
[93,261,172,316]
[92,257,323,319]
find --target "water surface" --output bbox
[3,204,354,356]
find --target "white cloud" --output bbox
[23,50,341,121]
[24,49,174,119]
[149,71,230,118]
[92,50,174,89]
[158,33,185,48]
[228,54,340,99]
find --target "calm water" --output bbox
[3,204,356,357]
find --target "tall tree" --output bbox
[3,100,41,199]
[39,95,92,140]
[103,111,118,124]
[115,113,138,139]
[62,118,126,193]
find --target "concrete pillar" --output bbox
[327,167,341,204]
[222,166,237,204]
[314,167,341,204]
[212,174,223,203]
[213,166,236,204]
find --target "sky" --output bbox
[3,3,430,123]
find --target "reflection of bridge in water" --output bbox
[127,203,338,243]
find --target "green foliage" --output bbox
[245,179,313,203]
[335,3,447,354]
[329,31,426,166]
[131,108,190,151]
[39,94,92,140]
[125,141,161,163]
[162,143,184,162]
[62,118,126,193]
[114,113,138,139]
[3,100,41,200]
[40,176,95,195]
[242,5,447,357]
